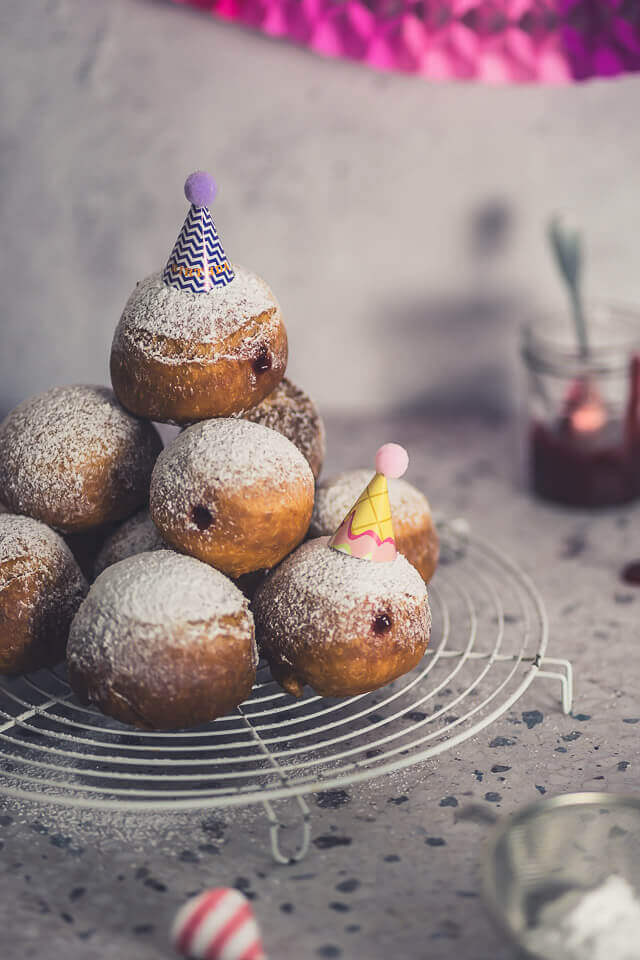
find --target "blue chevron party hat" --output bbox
[163,171,235,293]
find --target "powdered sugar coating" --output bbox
[254,537,430,692]
[93,510,167,578]
[0,385,161,531]
[0,514,88,670]
[258,536,427,612]
[113,267,282,363]
[235,378,326,479]
[73,550,251,633]
[151,418,314,528]
[67,551,257,728]
[311,469,433,538]
[0,513,86,574]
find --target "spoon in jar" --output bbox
[547,213,589,359]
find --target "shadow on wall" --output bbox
[380,290,522,424]
[375,199,529,424]
[0,201,529,426]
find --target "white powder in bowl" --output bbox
[524,875,640,960]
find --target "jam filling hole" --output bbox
[252,346,272,374]
[191,505,213,531]
[373,613,393,635]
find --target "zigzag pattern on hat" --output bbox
[163,204,235,293]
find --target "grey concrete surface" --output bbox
[1,411,639,960]
[1,0,640,418]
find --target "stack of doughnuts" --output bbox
[0,171,437,730]
[0,385,159,675]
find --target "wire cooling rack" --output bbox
[0,525,572,863]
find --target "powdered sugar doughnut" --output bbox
[93,510,267,602]
[254,537,431,698]
[67,551,257,729]
[0,386,162,533]
[236,378,325,480]
[150,419,314,578]
[93,509,167,578]
[311,469,439,582]
[0,514,87,674]
[111,267,288,424]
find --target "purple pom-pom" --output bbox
[184,171,217,207]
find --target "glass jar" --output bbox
[521,305,640,508]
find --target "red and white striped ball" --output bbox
[171,887,266,960]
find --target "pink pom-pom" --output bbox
[375,443,409,479]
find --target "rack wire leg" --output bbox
[237,705,313,864]
[533,657,574,715]
[262,795,312,865]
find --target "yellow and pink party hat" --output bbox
[329,443,409,563]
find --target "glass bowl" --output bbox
[481,793,640,958]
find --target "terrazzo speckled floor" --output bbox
[1,412,638,960]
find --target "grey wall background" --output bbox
[1,0,639,419]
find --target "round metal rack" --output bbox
[0,527,572,862]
